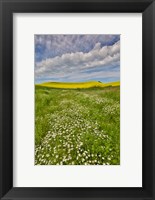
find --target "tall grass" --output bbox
[35,86,120,165]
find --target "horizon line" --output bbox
[36,80,120,84]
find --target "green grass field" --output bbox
[35,84,120,165]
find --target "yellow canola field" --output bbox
[36,81,120,89]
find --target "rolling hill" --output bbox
[36,81,120,89]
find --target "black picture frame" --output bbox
[0,0,155,199]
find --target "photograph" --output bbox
[2,0,155,198]
[35,34,120,165]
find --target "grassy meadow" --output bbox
[35,82,120,165]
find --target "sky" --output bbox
[35,34,120,83]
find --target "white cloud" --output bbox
[66,70,120,82]
[35,35,120,57]
[35,40,120,81]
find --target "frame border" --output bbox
[0,0,155,199]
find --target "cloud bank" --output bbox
[35,35,120,83]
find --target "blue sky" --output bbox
[35,35,120,83]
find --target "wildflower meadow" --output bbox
[35,86,120,165]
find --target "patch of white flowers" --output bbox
[35,89,120,165]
